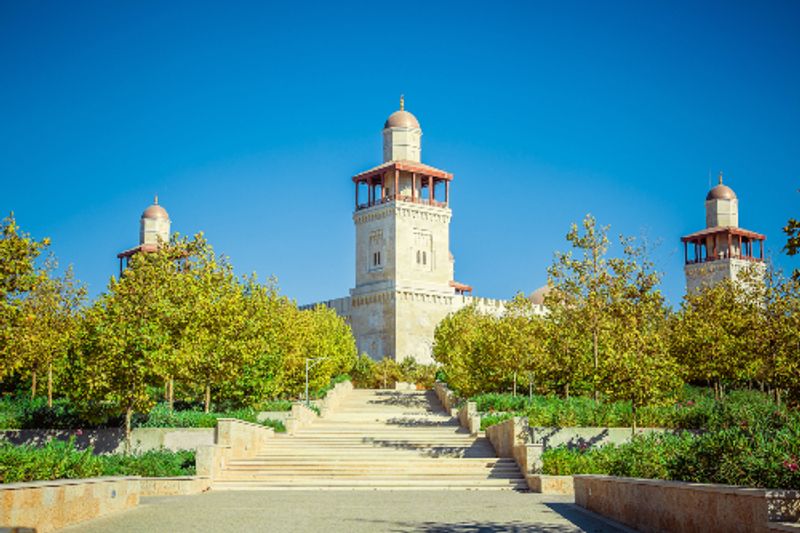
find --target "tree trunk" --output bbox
[512,372,517,397]
[47,365,53,408]
[631,402,637,436]
[593,328,599,403]
[124,407,133,454]
[164,379,169,402]
[776,388,782,407]
[31,371,37,400]
[204,384,211,413]
[168,378,174,411]
[564,382,570,400]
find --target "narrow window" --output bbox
[416,250,421,264]
[423,251,427,265]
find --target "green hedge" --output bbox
[540,419,800,490]
[133,403,285,432]
[0,438,196,483]
[473,387,788,430]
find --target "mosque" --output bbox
[303,98,544,363]
[118,101,767,364]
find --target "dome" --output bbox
[384,110,420,129]
[141,196,169,220]
[706,184,737,201]
[706,173,737,201]
[383,95,420,129]
[529,284,552,306]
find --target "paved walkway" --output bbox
[62,490,629,532]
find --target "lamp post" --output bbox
[304,356,331,407]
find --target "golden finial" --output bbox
[399,94,404,111]
[154,194,159,205]
[718,171,723,185]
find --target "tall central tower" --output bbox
[349,99,456,362]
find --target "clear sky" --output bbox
[1,1,798,307]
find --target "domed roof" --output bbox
[141,196,169,220]
[529,284,552,306]
[706,174,737,201]
[384,95,420,129]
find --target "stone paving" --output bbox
[61,490,629,532]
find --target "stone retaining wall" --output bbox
[525,474,574,495]
[0,476,139,532]
[318,380,354,416]
[433,382,458,414]
[139,476,211,496]
[575,475,800,533]
[0,427,223,454]
[457,401,480,436]
[196,419,274,479]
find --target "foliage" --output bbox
[785,216,800,279]
[133,402,285,432]
[99,449,196,477]
[0,438,101,483]
[0,438,196,483]
[480,412,514,430]
[0,214,53,382]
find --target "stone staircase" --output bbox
[212,389,526,491]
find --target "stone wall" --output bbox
[574,475,800,533]
[0,477,140,533]
[196,419,274,479]
[433,382,458,415]
[318,380,354,416]
[0,427,214,454]
[139,476,211,496]
[457,401,480,436]
[527,426,665,449]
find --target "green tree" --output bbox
[68,247,177,450]
[15,261,85,406]
[784,216,800,279]
[671,277,758,398]
[601,236,681,431]
[180,241,252,412]
[0,214,51,381]
[547,214,613,401]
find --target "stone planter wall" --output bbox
[0,476,140,533]
[139,476,211,496]
[195,419,274,479]
[575,475,800,533]
[433,382,458,414]
[457,401,480,436]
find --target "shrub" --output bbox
[540,419,800,489]
[0,438,102,483]
[0,438,197,483]
[480,412,515,430]
[134,403,286,432]
[100,449,195,477]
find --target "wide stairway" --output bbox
[213,389,527,491]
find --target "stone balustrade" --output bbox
[575,475,800,533]
[285,380,354,434]
[457,401,480,436]
[196,419,274,479]
[433,381,459,415]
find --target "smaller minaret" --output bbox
[382,95,422,163]
[139,195,171,246]
[705,173,739,228]
[681,175,765,294]
[117,196,172,275]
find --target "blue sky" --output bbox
[1,1,798,307]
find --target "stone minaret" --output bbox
[117,196,171,274]
[349,99,456,362]
[139,195,171,246]
[682,174,765,294]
